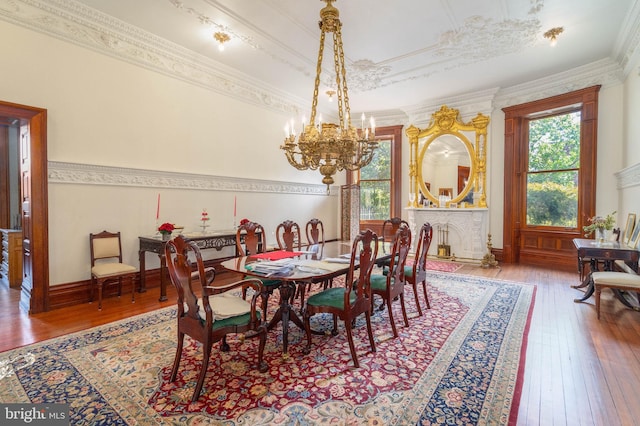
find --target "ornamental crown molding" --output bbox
[0,0,301,115]
[493,58,623,109]
[48,161,333,196]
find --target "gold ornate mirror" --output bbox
[406,105,490,207]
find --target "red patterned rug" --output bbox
[0,272,535,425]
[424,259,463,272]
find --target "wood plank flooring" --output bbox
[1,263,639,425]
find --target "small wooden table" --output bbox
[221,241,391,354]
[139,230,237,301]
[572,238,640,308]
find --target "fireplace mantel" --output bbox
[406,207,488,260]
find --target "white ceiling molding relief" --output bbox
[48,161,333,196]
[1,0,638,113]
[493,59,623,109]
[0,0,303,115]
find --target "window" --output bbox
[348,125,402,232]
[526,111,581,228]
[502,85,599,268]
[359,138,391,220]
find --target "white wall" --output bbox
[0,20,340,285]
[619,58,640,238]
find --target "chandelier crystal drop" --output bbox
[280,0,377,192]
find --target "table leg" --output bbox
[266,282,305,354]
[159,253,167,302]
[572,259,597,289]
[138,250,147,293]
[611,289,640,311]
[574,273,595,303]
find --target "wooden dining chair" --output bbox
[302,229,379,368]
[89,230,137,310]
[377,217,409,268]
[235,221,281,320]
[404,222,434,316]
[305,218,325,245]
[276,220,302,251]
[165,235,267,402]
[370,224,412,338]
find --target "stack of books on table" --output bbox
[249,259,295,277]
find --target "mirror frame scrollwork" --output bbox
[406,105,490,208]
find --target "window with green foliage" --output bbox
[359,138,391,220]
[526,111,581,227]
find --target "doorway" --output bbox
[0,100,49,313]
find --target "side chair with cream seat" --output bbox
[165,235,267,402]
[89,230,137,310]
[592,268,640,320]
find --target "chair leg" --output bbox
[422,281,431,309]
[344,318,360,368]
[365,311,377,353]
[98,280,104,310]
[595,286,602,320]
[302,309,313,355]
[387,297,398,338]
[170,332,185,382]
[412,282,423,316]
[399,292,410,327]
[89,277,95,303]
[192,342,212,402]
[256,324,268,373]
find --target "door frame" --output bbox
[0,100,49,313]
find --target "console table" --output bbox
[572,238,640,308]
[139,230,237,301]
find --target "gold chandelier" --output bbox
[281,0,377,192]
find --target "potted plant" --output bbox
[158,222,175,241]
[583,211,616,243]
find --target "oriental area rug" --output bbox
[0,271,535,425]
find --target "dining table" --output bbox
[220,240,391,354]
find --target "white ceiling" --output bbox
[70,0,638,115]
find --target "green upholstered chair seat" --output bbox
[307,287,355,309]
[211,311,261,330]
[403,265,413,277]
[242,274,280,287]
[370,273,397,291]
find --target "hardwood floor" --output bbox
[1,264,639,425]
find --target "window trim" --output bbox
[348,125,402,226]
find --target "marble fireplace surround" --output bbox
[406,207,488,261]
